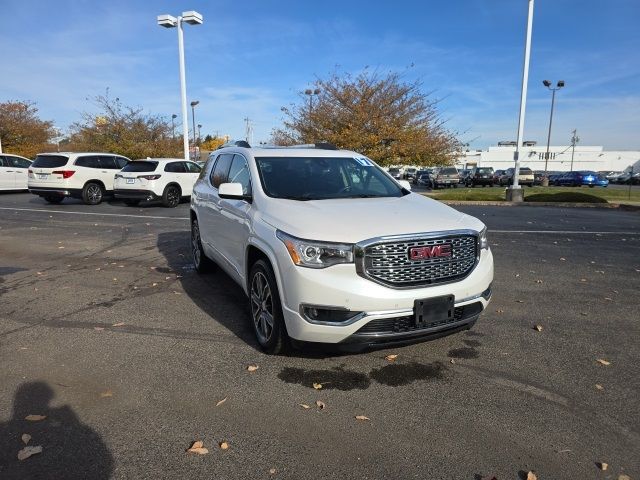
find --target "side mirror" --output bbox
[219,182,252,202]
[398,179,412,191]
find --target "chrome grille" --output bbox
[359,235,477,287]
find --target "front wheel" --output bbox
[82,182,103,205]
[162,185,181,208]
[249,260,289,355]
[191,217,215,273]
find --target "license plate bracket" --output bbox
[414,295,455,327]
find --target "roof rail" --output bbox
[217,140,251,149]
[280,142,338,150]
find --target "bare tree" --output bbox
[271,69,461,166]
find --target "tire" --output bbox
[191,216,215,273]
[249,259,289,355]
[124,199,141,206]
[162,185,181,208]
[44,195,63,204]
[82,182,103,205]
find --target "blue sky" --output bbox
[1,0,638,150]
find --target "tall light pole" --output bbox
[171,114,177,139]
[197,124,202,144]
[190,100,199,156]
[304,88,321,112]
[507,0,535,202]
[157,11,203,161]
[541,79,565,185]
[570,129,579,172]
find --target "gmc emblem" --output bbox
[409,244,452,260]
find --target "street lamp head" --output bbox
[172,114,177,119]
[157,14,178,28]
[197,124,202,129]
[542,79,552,87]
[313,88,321,95]
[557,80,565,88]
[190,100,199,107]
[182,10,203,25]
[304,89,312,95]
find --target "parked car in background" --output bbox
[416,171,434,188]
[500,167,534,187]
[533,171,544,185]
[388,167,403,180]
[493,170,505,185]
[114,158,202,207]
[28,152,130,204]
[404,167,418,181]
[432,167,460,189]
[605,171,624,182]
[0,154,32,191]
[554,171,608,187]
[459,169,472,185]
[190,143,493,354]
[465,167,494,187]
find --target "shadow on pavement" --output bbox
[0,382,113,480]
[156,230,260,352]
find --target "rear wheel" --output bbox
[162,185,181,208]
[249,259,288,355]
[82,182,103,205]
[44,195,63,204]
[123,199,141,206]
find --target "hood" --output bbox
[259,193,484,244]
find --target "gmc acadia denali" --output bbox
[190,142,493,354]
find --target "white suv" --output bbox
[28,152,129,204]
[0,154,32,191]
[113,158,202,208]
[191,143,493,354]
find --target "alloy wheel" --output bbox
[250,272,274,344]
[87,184,102,203]
[191,221,201,267]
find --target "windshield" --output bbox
[519,168,533,174]
[122,161,158,172]
[32,155,69,168]
[477,168,493,174]
[439,167,459,175]
[255,156,404,200]
[388,168,400,173]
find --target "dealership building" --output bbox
[457,142,640,173]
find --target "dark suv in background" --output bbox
[465,167,495,187]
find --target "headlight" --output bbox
[276,230,354,268]
[479,227,489,250]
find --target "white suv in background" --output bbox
[190,142,493,354]
[0,154,32,191]
[113,158,202,208]
[28,152,129,204]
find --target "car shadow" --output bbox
[156,230,261,352]
[0,381,114,479]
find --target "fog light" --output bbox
[301,305,362,324]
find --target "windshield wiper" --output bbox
[278,195,315,201]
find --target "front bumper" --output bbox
[277,247,494,344]
[113,189,159,201]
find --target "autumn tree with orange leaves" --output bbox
[0,101,55,158]
[271,69,461,167]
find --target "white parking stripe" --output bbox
[0,206,188,221]
[490,230,640,234]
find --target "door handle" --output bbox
[6,170,14,173]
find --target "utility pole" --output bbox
[570,129,579,172]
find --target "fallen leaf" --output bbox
[533,325,543,332]
[580,312,588,316]
[95,267,101,271]
[112,322,125,327]
[595,270,605,274]
[269,468,277,475]
[384,354,398,362]
[515,273,520,278]
[25,415,46,421]
[580,278,587,282]
[315,400,326,410]
[535,279,543,284]
[516,300,524,303]
[173,291,182,295]
[355,415,370,421]
[165,276,171,280]
[526,472,537,480]
[560,257,566,261]
[186,441,209,455]
[100,390,113,398]
[596,359,611,366]
[450,359,455,364]
[36,272,43,275]
[312,382,323,390]
[152,282,158,287]
[219,441,229,450]
[94,327,104,331]
[216,398,227,407]
[58,246,65,249]
[247,364,259,372]
[597,462,608,471]
[595,384,604,390]
[17,445,43,461]
[299,404,311,409]
[604,297,613,301]
[496,309,504,313]
[612,290,619,294]
[112,278,118,281]
[21,434,31,445]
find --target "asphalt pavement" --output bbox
[0,191,639,479]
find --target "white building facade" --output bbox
[458,144,640,173]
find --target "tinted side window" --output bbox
[99,156,119,169]
[115,157,129,169]
[185,162,201,173]
[165,162,187,173]
[75,156,101,168]
[227,155,252,195]
[9,157,31,168]
[0,156,6,167]
[210,154,233,188]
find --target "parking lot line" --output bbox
[0,206,188,221]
